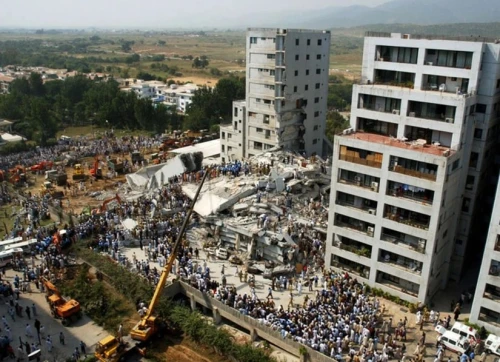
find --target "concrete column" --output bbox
[250,328,258,341]
[212,307,221,325]
[190,294,196,311]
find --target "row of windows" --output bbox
[295,54,323,61]
[296,38,323,46]
[293,83,323,92]
[293,68,324,76]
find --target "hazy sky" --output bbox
[0,0,392,28]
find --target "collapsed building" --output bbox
[125,149,332,267]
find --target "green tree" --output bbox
[325,111,350,142]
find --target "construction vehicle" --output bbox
[107,158,124,174]
[90,156,103,179]
[72,164,86,180]
[130,151,144,165]
[30,161,53,172]
[40,182,64,199]
[41,277,81,325]
[100,194,121,213]
[45,170,68,186]
[95,168,210,360]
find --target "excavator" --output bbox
[94,167,209,362]
[90,156,103,179]
[99,194,121,213]
[41,277,82,325]
[72,164,86,180]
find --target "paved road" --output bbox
[3,264,109,361]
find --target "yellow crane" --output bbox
[95,168,210,362]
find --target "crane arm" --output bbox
[141,168,210,322]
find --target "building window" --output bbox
[315,83,320,89]
[250,37,257,44]
[264,115,270,124]
[256,128,263,133]
[264,84,275,90]
[293,86,298,92]
[221,132,225,139]
[452,159,460,171]
[497,79,500,89]
[254,142,263,150]
[295,54,299,61]
[316,54,321,60]
[314,111,320,117]
[234,107,238,117]
[307,39,311,46]
[314,97,319,103]
[228,146,233,151]
[474,128,483,139]
[476,104,487,113]
[306,54,310,60]
[256,98,261,103]
[221,145,225,152]
[270,69,275,76]
[313,125,319,130]
[227,133,232,139]
[306,69,310,75]
[294,70,298,76]
[267,54,275,59]
[313,139,318,144]
[305,85,309,91]
[462,198,471,213]
[316,68,321,74]
[318,39,322,46]
[469,152,479,168]
[465,175,475,190]
[295,39,299,46]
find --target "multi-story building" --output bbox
[470,176,500,335]
[325,32,500,303]
[221,28,331,161]
[220,100,246,162]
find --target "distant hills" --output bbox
[228,0,500,30]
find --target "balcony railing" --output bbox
[384,213,429,230]
[387,189,433,205]
[381,233,426,254]
[377,280,419,297]
[360,104,396,114]
[483,291,500,303]
[338,178,374,190]
[340,154,382,169]
[336,200,375,214]
[331,260,370,279]
[390,165,437,181]
[336,242,372,258]
[379,257,422,275]
[335,220,374,237]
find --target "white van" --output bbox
[0,248,24,268]
[5,239,38,254]
[485,334,500,356]
[436,322,479,343]
[438,331,471,354]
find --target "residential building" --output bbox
[157,83,198,113]
[325,32,500,303]
[470,176,500,335]
[220,100,246,162]
[221,28,331,161]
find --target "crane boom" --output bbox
[130,167,210,341]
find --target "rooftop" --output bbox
[169,139,221,159]
[365,31,500,44]
[248,28,330,34]
[340,131,454,157]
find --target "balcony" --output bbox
[389,156,438,182]
[421,74,470,95]
[339,146,383,169]
[424,49,473,70]
[387,181,434,205]
[407,101,456,124]
[357,118,398,138]
[379,250,423,275]
[374,69,415,89]
[338,170,381,192]
[336,192,378,215]
[484,284,500,303]
[478,307,500,328]
[331,256,370,279]
[376,271,419,297]
[358,94,401,115]
[489,260,500,277]
[384,205,430,230]
[334,214,375,237]
[375,46,418,64]
[381,229,426,254]
[495,236,500,252]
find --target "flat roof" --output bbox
[340,132,454,157]
[365,31,499,44]
[169,139,221,158]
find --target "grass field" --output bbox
[57,126,152,139]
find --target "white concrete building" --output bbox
[221,28,331,161]
[156,83,198,113]
[470,176,500,335]
[220,100,246,162]
[325,32,500,303]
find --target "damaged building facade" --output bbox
[221,28,331,162]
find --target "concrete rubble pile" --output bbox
[187,150,332,266]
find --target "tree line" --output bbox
[0,73,246,146]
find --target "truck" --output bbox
[45,170,68,186]
[130,151,144,165]
[41,277,82,325]
[107,159,124,174]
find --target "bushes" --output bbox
[366,284,420,313]
[77,250,276,362]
